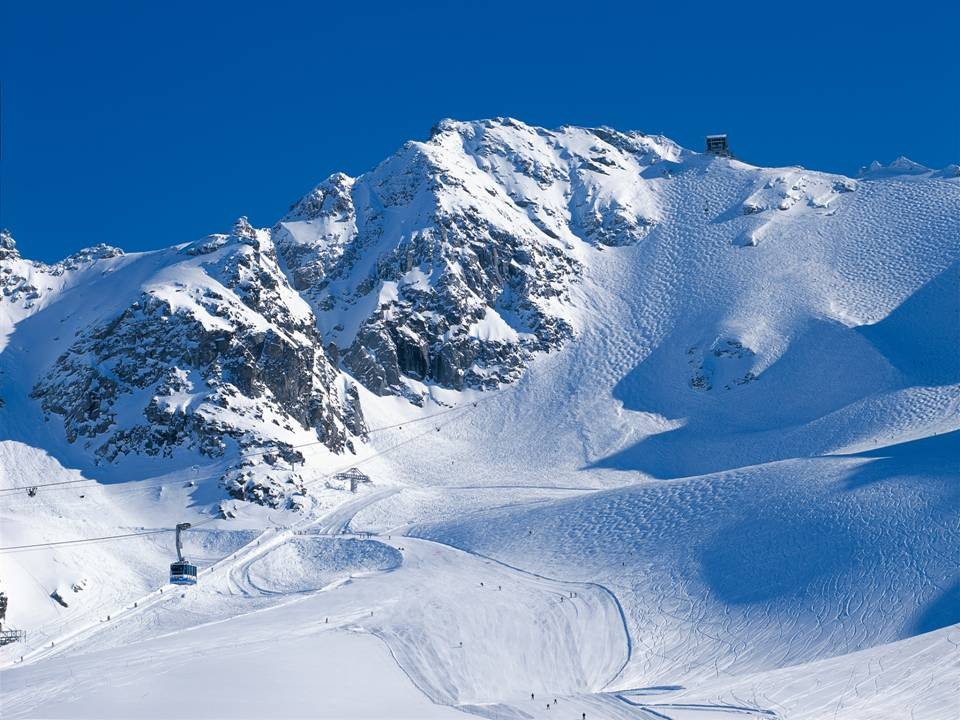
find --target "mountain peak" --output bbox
[283,173,356,223]
[231,216,256,239]
[859,156,933,177]
[429,116,531,138]
[0,228,18,260]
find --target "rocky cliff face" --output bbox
[23,220,365,507]
[275,118,681,401]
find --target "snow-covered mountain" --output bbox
[273,120,681,399]
[5,119,956,501]
[2,221,366,506]
[1,119,958,719]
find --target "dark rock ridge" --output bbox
[27,220,363,507]
[275,118,678,401]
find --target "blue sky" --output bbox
[3,1,958,262]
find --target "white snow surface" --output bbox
[1,118,958,719]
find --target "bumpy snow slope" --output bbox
[1,119,958,719]
[354,135,960,486]
[409,439,958,684]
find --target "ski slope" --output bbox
[4,472,955,719]
[2,487,629,718]
[2,619,463,719]
[407,442,958,685]
[1,120,958,718]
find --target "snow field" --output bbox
[1,121,958,718]
[410,450,958,691]
[3,520,630,716]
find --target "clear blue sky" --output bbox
[3,1,958,262]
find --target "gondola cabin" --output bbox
[169,522,197,585]
[169,561,198,585]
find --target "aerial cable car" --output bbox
[169,522,198,585]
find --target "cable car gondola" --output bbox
[169,522,197,585]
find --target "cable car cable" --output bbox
[0,404,474,503]
[0,388,504,495]
[0,517,220,553]
[0,397,483,550]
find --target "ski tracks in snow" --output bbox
[3,485,659,719]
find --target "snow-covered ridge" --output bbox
[859,155,960,178]
[1,118,958,719]
[3,117,959,508]
[3,220,365,506]
[274,119,696,402]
